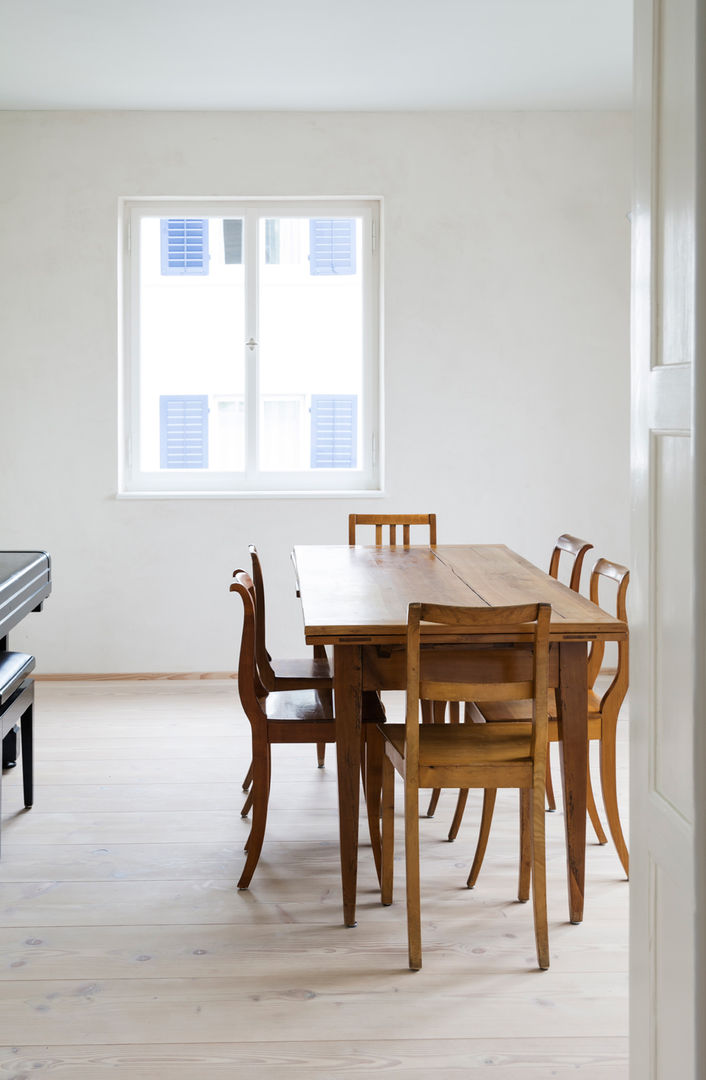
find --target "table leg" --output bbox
[333,643,362,927]
[556,641,588,924]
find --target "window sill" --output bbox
[115,488,386,500]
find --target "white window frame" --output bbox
[118,197,382,497]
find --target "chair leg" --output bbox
[20,704,33,809]
[420,700,436,821]
[365,729,384,885]
[587,760,608,845]
[381,752,395,906]
[316,741,326,768]
[599,718,629,877]
[448,789,469,841]
[404,775,423,971]
[518,788,531,902]
[242,760,253,792]
[425,700,448,817]
[240,787,253,819]
[530,779,550,970]
[545,747,557,811]
[237,748,270,889]
[467,788,497,888]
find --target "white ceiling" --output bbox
[0,0,633,112]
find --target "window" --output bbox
[121,199,380,494]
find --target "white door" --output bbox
[630,0,705,1075]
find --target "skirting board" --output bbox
[33,672,237,681]
[33,668,617,681]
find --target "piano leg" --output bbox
[2,725,18,768]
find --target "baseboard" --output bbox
[33,672,237,681]
[34,666,617,682]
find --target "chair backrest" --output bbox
[230,571,268,725]
[548,533,594,592]
[405,601,551,768]
[586,557,630,704]
[348,513,437,546]
[246,545,277,688]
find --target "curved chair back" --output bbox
[230,571,268,725]
[246,545,278,689]
[586,558,630,704]
[548,533,593,593]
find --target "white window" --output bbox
[120,199,381,495]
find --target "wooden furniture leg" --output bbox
[466,788,496,887]
[424,699,448,817]
[448,788,469,841]
[365,725,384,885]
[556,641,588,924]
[334,643,363,927]
[545,751,557,810]
[599,711,629,876]
[380,745,395,906]
[587,765,608,844]
[518,788,531,902]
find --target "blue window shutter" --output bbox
[222,219,243,264]
[310,395,357,468]
[160,395,209,468]
[309,219,356,276]
[160,219,209,275]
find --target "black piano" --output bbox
[0,551,51,766]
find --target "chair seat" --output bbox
[265,687,334,723]
[381,721,534,767]
[474,688,602,740]
[0,652,35,707]
[270,656,333,689]
[266,687,386,724]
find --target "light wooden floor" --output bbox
[0,680,629,1079]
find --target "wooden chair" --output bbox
[347,512,450,817]
[348,513,437,547]
[237,546,333,816]
[370,601,552,970]
[0,652,35,856]
[231,571,386,889]
[464,558,630,882]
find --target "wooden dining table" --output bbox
[292,543,628,928]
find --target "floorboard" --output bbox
[0,681,629,1078]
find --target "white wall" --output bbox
[0,110,631,672]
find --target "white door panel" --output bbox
[631,0,702,1076]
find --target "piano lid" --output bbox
[0,551,52,640]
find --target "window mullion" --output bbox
[127,207,142,490]
[244,208,259,480]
